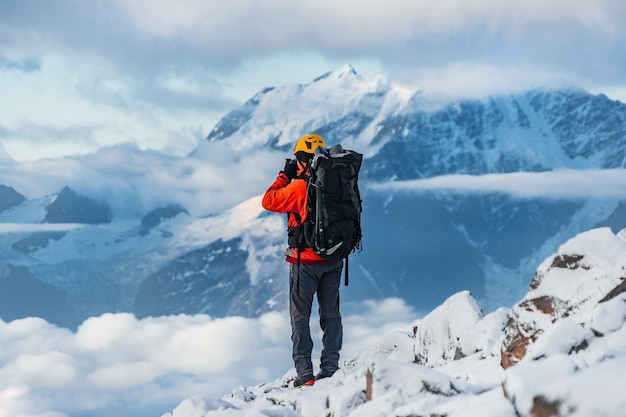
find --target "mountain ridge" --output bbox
[163,225,626,417]
[203,67,626,178]
[1,67,626,327]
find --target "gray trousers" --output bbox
[289,261,343,378]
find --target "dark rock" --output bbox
[0,264,78,328]
[11,232,65,254]
[44,186,112,224]
[0,184,26,213]
[139,204,188,236]
[133,238,251,318]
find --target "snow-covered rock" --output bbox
[414,290,483,366]
[501,227,626,368]
[163,226,626,417]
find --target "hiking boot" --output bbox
[315,369,336,381]
[293,374,314,388]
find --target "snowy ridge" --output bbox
[204,67,626,178]
[204,65,404,156]
[164,227,626,417]
[0,192,287,325]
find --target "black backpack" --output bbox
[288,144,363,284]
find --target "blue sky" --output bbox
[1,0,625,161]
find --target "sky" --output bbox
[1,0,626,162]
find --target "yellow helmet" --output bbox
[293,134,326,155]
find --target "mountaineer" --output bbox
[261,134,343,388]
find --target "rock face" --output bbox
[133,238,251,318]
[500,227,626,369]
[0,264,78,328]
[44,186,112,224]
[0,184,25,213]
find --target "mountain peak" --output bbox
[310,64,359,84]
[329,63,358,78]
[200,65,626,172]
[44,186,112,224]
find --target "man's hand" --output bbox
[282,158,297,180]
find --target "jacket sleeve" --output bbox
[262,173,304,216]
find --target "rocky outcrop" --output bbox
[500,227,626,369]
[404,227,626,416]
[497,227,626,417]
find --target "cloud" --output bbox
[1,0,625,162]
[2,148,624,232]
[0,56,40,73]
[0,299,417,417]
[3,1,625,83]
[3,121,103,144]
[101,0,626,86]
[395,63,577,102]
[369,169,626,200]
[108,0,621,47]
[0,224,84,233]
[0,142,284,218]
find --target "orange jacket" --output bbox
[262,172,327,263]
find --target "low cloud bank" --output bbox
[0,298,416,417]
[370,169,626,200]
[0,223,84,233]
[0,142,284,218]
[3,150,625,229]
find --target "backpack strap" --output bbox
[286,175,310,250]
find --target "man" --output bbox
[261,133,343,388]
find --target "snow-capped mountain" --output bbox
[204,64,626,176]
[164,226,626,417]
[1,66,626,328]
